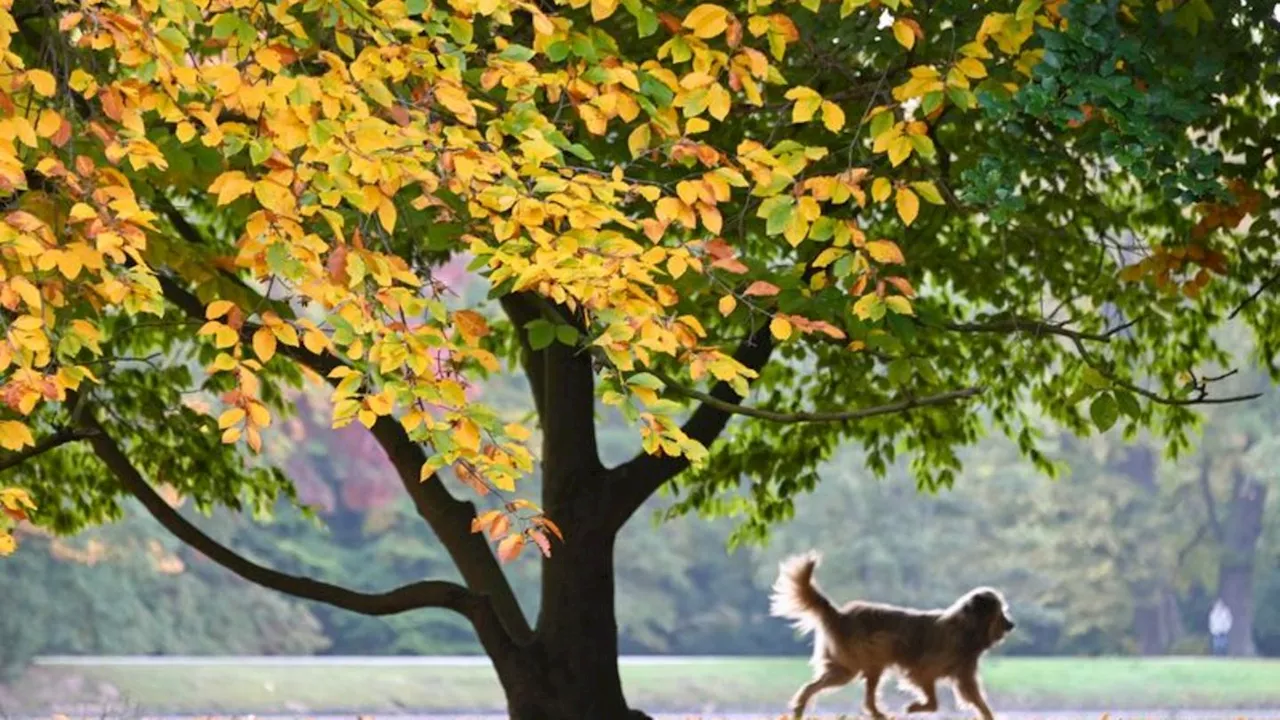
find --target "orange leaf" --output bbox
[743,280,781,297]
[497,532,525,563]
[529,529,553,557]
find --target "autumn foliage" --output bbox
[0,0,1072,555]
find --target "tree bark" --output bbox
[1216,470,1267,657]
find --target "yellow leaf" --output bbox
[504,422,532,441]
[591,0,619,21]
[221,426,242,444]
[683,4,731,39]
[303,329,329,354]
[0,421,35,451]
[26,69,56,97]
[247,403,271,427]
[455,418,481,452]
[770,315,793,340]
[872,177,892,203]
[885,295,915,315]
[888,135,913,166]
[218,408,246,429]
[176,122,197,143]
[209,171,254,206]
[628,124,651,158]
[668,254,689,279]
[378,197,397,233]
[896,187,920,226]
[852,293,883,320]
[957,57,988,79]
[685,117,711,134]
[865,239,906,264]
[892,20,916,49]
[784,86,822,123]
[253,327,277,362]
[206,300,235,319]
[707,84,731,121]
[821,102,846,132]
[718,294,737,316]
[36,110,62,138]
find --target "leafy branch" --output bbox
[653,371,983,423]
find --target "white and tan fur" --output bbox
[770,550,1015,720]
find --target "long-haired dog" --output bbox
[770,551,1015,720]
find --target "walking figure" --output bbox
[1209,599,1232,656]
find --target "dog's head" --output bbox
[955,587,1016,648]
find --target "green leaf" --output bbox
[1090,393,1119,433]
[626,372,665,390]
[526,319,555,350]
[1081,366,1110,390]
[1114,389,1141,419]
[498,45,536,62]
[211,13,240,40]
[555,324,580,346]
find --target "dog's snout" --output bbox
[1005,619,1016,631]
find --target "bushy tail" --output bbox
[769,550,840,638]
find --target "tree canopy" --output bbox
[2,0,1280,715]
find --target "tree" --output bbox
[3,0,1280,717]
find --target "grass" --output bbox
[2,656,1280,715]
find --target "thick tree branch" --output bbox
[607,323,775,528]
[498,293,550,422]
[500,291,602,484]
[0,427,97,473]
[152,244,533,643]
[83,412,478,618]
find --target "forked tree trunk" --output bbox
[503,518,645,720]
[491,464,657,720]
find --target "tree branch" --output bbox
[1228,269,1280,320]
[655,377,983,424]
[928,315,1141,343]
[607,323,775,528]
[83,412,478,618]
[151,225,533,643]
[1066,335,1262,406]
[0,427,97,473]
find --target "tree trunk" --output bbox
[1133,586,1184,654]
[1217,474,1266,657]
[500,501,649,720]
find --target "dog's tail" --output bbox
[769,550,840,638]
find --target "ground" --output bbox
[3,656,1280,717]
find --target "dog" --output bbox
[770,550,1015,720]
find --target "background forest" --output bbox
[4,320,1279,677]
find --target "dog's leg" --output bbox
[789,665,854,720]
[905,678,938,713]
[955,671,995,720]
[861,667,887,720]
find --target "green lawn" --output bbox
[3,657,1279,715]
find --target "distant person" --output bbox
[1209,599,1232,656]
